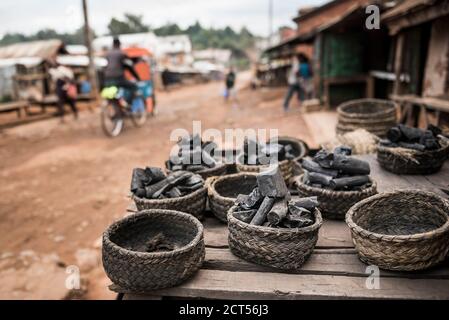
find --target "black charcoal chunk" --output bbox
[257,165,289,198]
[233,209,257,223]
[301,158,339,177]
[334,145,352,156]
[289,196,318,211]
[250,196,275,225]
[130,168,149,193]
[267,199,289,225]
[329,175,370,190]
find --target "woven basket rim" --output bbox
[227,205,323,234]
[267,136,309,161]
[103,209,204,258]
[208,172,258,203]
[294,174,378,197]
[337,98,398,118]
[132,185,206,205]
[377,137,449,155]
[346,189,449,242]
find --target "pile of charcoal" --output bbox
[131,167,204,199]
[380,124,442,151]
[165,134,219,173]
[240,137,297,165]
[301,146,372,191]
[232,165,317,228]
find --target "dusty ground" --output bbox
[0,73,337,299]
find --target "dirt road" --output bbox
[0,74,336,299]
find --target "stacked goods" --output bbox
[237,137,306,182]
[336,99,397,137]
[165,134,227,179]
[207,173,257,223]
[227,165,322,270]
[103,209,205,292]
[131,167,207,219]
[296,146,377,220]
[131,167,204,199]
[378,124,449,174]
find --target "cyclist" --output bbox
[103,37,141,104]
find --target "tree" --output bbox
[107,13,149,35]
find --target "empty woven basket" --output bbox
[295,174,377,220]
[133,186,207,220]
[346,190,449,271]
[227,205,323,270]
[207,173,258,223]
[103,209,205,292]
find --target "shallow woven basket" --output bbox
[377,137,449,175]
[295,174,378,220]
[103,209,205,292]
[133,186,207,220]
[346,190,449,271]
[207,173,258,223]
[227,205,322,270]
[337,99,398,137]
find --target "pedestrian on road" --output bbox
[49,63,78,122]
[224,67,238,107]
[283,54,313,112]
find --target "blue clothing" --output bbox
[298,62,312,79]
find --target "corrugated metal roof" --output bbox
[0,39,65,60]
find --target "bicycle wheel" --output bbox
[101,100,124,137]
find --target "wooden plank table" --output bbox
[122,155,449,300]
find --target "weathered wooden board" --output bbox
[126,269,449,300]
[203,248,449,279]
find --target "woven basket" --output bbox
[207,173,258,223]
[346,190,449,271]
[377,137,449,175]
[337,99,398,137]
[103,209,205,292]
[133,186,207,220]
[227,205,322,270]
[236,158,293,182]
[295,174,377,220]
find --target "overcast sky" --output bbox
[0,0,327,37]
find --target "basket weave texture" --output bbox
[103,209,205,292]
[227,206,322,270]
[207,173,258,223]
[295,174,377,220]
[133,186,207,220]
[377,137,449,174]
[346,190,449,271]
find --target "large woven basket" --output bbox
[227,206,322,271]
[346,190,449,271]
[103,209,205,292]
[377,137,449,175]
[295,174,377,220]
[207,173,258,223]
[337,99,397,137]
[133,186,207,220]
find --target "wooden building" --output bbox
[383,0,449,128]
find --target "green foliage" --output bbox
[0,27,95,46]
[107,14,149,35]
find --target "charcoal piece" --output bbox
[250,196,275,226]
[257,165,289,198]
[178,183,203,193]
[235,188,263,210]
[334,146,352,156]
[305,171,333,186]
[398,142,426,152]
[313,149,333,168]
[233,209,257,223]
[146,171,191,199]
[185,164,208,172]
[201,150,217,168]
[135,188,146,198]
[329,175,370,190]
[130,168,148,193]
[419,130,440,150]
[185,174,203,186]
[171,165,184,171]
[387,126,403,142]
[166,187,182,198]
[284,144,296,160]
[202,140,218,154]
[243,137,261,155]
[328,154,370,175]
[301,158,339,177]
[267,199,289,225]
[144,167,166,184]
[284,207,314,228]
[289,196,318,211]
[399,124,423,141]
[427,124,442,137]
[145,233,175,253]
[379,139,398,147]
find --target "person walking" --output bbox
[224,67,238,107]
[283,54,313,112]
[49,63,78,122]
